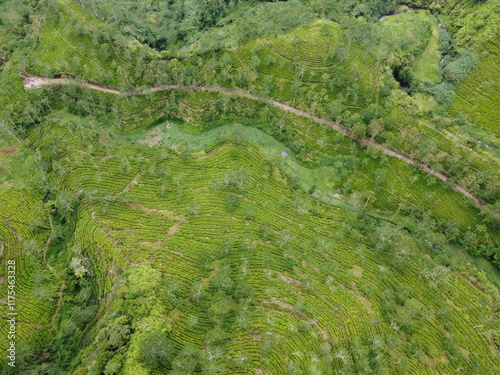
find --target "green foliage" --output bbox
[415,0,500,135]
[444,51,479,85]
[0,0,30,65]
[1,1,499,373]
[438,28,451,54]
[429,82,456,106]
[138,332,177,371]
[224,193,241,212]
[311,0,397,20]
[82,0,244,51]
[193,1,315,55]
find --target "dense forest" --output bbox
[0,0,499,374]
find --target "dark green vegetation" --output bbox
[0,0,499,374]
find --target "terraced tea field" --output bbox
[0,0,499,374]
[22,120,500,373]
[0,189,58,356]
[450,40,500,136]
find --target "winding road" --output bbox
[23,75,489,209]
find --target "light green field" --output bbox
[412,23,442,83]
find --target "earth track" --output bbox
[24,75,489,209]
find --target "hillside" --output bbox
[404,0,500,136]
[0,1,499,374]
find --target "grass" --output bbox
[411,22,442,84]
[412,92,440,111]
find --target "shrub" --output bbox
[429,82,456,106]
[438,28,451,54]
[138,332,176,371]
[443,51,478,84]
[297,320,310,333]
[224,194,241,212]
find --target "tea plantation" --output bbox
[0,0,499,374]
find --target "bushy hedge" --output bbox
[429,82,456,106]
[443,51,479,84]
[138,332,177,371]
